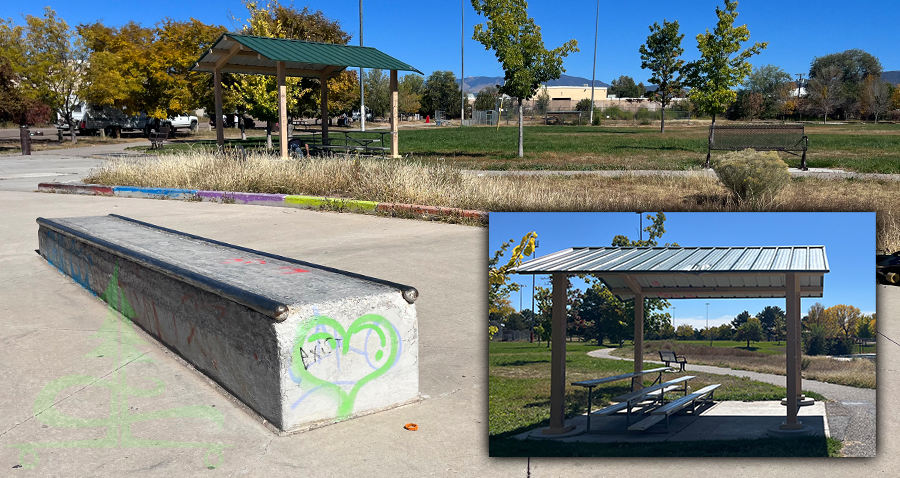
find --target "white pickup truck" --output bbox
[165,114,199,133]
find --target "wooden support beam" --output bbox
[210,48,261,58]
[195,62,345,78]
[633,292,644,391]
[278,61,288,159]
[782,272,803,429]
[214,40,243,69]
[608,286,823,298]
[214,68,224,149]
[390,70,399,158]
[320,76,329,146]
[543,273,575,435]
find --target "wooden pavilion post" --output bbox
[543,272,574,435]
[214,68,224,149]
[277,61,288,158]
[320,74,329,146]
[390,69,399,158]
[782,272,802,429]
[632,292,644,391]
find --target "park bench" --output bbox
[706,123,809,170]
[572,366,673,431]
[149,124,170,149]
[36,214,420,432]
[659,350,687,371]
[627,383,721,432]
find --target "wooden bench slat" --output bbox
[571,367,672,388]
[651,384,721,416]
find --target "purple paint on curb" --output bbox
[231,192,286,205]
[197,190,286,206]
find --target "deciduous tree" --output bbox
[735,317,763,348]
[825,304,861,339]
[363,69,390,118]
[639,19,684,133]
[474,86,499,111]
[608,75,642,99]
[472,0,578,157]
[730,310,751,329]
[807,64,843,124]
[683,0,767,126]
[809,48,882,114]
[421,70,462,118]
[399,74,424,115]
[0,8,89,142]
[861,76,892,123]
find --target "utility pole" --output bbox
[461,0,465,125]
[359,0,366,131]
[589,0,600,126]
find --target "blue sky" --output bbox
[10,1,897,85]
[489,212,876,331]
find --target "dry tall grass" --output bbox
[619,341,876,389]
[83,151,900,252]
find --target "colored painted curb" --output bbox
[37,183,488,222]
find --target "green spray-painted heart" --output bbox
[290,314,399,419]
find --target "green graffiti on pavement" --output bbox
[291,314,399,419]
[6,264,227,469]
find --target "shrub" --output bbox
[803,324,828,356]
[826,336,855,355]
[711,149,790,202]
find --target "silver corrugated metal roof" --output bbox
[514,247,828,300]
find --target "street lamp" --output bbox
[359,0,365,132]
[706,303,711,347]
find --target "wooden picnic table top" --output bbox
[612,375,695,404]
[571,367,673,388]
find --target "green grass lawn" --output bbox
[489,341,833,457]
[397,123,900,174]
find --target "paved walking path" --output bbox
[588,347,876,457]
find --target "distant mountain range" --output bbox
[461,74,610,93]
[883,70,899,85]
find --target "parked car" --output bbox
[208,115,255,129]
[165,114,199,133]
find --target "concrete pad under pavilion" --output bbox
[191,33,422,159]
[515,401,828,443]
[514,246,830,437]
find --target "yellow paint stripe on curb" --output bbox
[284,195,378,212]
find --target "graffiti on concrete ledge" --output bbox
[6,264,227,469]
[290,314,400,420]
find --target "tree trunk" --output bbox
[746,339,750,349]
[266,120,273,150]
[517,98,524,158]
[660,105,666,134]
[67,115,77,144]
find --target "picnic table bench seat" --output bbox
[627,384,721,431]
[659,350,687,371]
[612,375,695,406]
[572,366,673,431]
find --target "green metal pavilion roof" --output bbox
[191,33,422,78]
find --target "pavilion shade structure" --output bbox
[514,246,828,300]
[191,33,423,77]
[189,33,420,159]
[513,245,829,434]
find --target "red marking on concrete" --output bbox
[187,327,196,346]
[222,258,266,265]
[254,353,258,361]
[38,183,114,196]
[278,267,309,274]
[210,304,226,321]
[375,202,488,220]
[151,301,164,341]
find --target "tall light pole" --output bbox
[461,0,465,125]
[531,239,538,343]
[589,0,600,126]
[359,0,366,132]
[795,73,803,123]
[706,303,711,347]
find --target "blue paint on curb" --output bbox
[113,186,198,199]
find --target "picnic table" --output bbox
[571,367,673,431]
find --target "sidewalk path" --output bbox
[588,347,876,457]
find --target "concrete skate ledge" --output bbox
[37,214,420,432]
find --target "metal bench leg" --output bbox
[586,387,593,431]
[705,151,711,169]
[801,150,807,171]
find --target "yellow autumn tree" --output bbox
[824,304,861,339]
